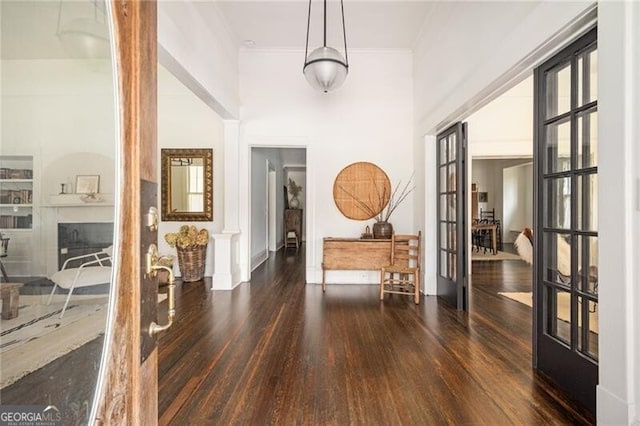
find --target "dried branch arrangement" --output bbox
[339,172,415,223]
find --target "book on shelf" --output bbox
[0,189,32,204]
[0,214,32,229]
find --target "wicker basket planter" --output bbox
[177,244,207,282]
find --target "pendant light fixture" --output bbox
[56,0,110,60]
[303,0,349,93]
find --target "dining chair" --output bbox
[379,231,421,304]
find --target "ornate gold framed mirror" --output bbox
[161,148,213,221]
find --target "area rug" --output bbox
[1,293,167,388]
[472,250,522,261]
[0,295,108,388]
[498,291,598,333]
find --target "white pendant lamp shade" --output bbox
[303,0,349,93]
[56,0,110,60]
[303,47,348,93]
[58,17,110,59]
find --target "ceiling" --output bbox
[212,1,436,50]
[1,1,437,60]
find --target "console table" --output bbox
[322,237,391,291]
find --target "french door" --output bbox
[436,123,468,310]
[534,27,598,412]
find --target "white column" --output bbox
[211,120,242,290]
[223,120,240,233]
[597,2,640,424]
[211,233,241,290]
[423,135,437,295]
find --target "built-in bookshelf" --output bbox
[0,156,33,229]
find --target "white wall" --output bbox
[239,49,414,284]
[502,162,533,243]
[250,149,269,268]
[157,65,225,278]
[250,147,291,269]
[2,60,115,161]
[414,1,593,135]
[467,76,533,158]
[472,158,530,235]
[1,59,116,276]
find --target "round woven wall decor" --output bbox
[333,162,391,220]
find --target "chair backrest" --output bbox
[390,231,421,269]
[480,208,495,221]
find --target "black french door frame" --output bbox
[533,26,598,413]
[436,122,468,310]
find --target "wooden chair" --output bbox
[480,208,495,221]
[284,209,302,251]
[479,208,502,251]
[380,231,421,304]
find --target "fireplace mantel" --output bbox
[44,193,114,207]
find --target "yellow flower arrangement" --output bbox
[164,225,209,250]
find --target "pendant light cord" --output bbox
[341,0,348,66]
[304,0,312,64]
[303,0,349,69]
[56,0,63,35]
[323,0,327,47]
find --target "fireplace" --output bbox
[58,223,113,269]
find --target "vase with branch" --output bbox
[288,178,302,209]
[372,174,414,238]
[339,173,415,239]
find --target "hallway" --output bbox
[158,248,593,424]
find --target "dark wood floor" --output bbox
[158,248,594,425]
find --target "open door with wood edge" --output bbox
[93,1,161,424]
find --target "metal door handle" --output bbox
[146,206,159,232]
[146,244,175,336]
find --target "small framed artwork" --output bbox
[478,192,488,203]
[75,175,100,194]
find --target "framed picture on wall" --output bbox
[479,192,488,203]
[76,175,100,194]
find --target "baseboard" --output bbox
[597,385,633,425]
[251,249,268,271]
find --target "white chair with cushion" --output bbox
[48,246,113,318]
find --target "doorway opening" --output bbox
[250,147,307,275]
[464,73,535,336]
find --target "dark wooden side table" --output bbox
[1,283,24,319]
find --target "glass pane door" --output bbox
[436,122,467,310]
[534,27,598,412]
